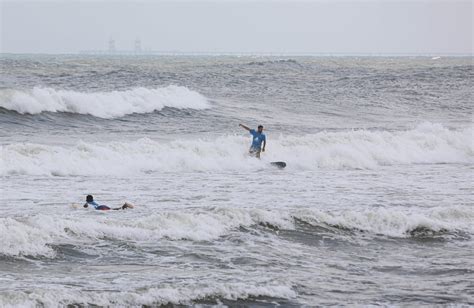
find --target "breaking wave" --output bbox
[0,208,293,258]
[1,123,472,176]
[0,283,296,307]
[0,86,210,118]
[1,205,472,259]
[294,205,474,238]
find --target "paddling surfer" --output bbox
[239,123,266,158]
[83,195,134,211]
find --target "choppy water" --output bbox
[1,55,473,307]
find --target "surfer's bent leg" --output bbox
[249,147,261,159]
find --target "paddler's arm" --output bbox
[239,123,250,131]
[262,139,266,152]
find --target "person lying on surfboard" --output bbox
[239,123,266,158]
[83,195,134,211]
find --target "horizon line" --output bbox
[1,51,473,57]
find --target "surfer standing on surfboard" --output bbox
[239,123,266,158]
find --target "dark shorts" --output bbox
[96,205,111,211]
[249,147,261,156]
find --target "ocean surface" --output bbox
[0,55,473,307]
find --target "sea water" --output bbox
[1,55,473,306]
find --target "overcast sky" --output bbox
[1,0,472,54]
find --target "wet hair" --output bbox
[86,195,94,202]
[258,125,263,129]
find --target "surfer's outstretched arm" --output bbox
[239,123,250,131]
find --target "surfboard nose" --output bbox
[270,161,286,169]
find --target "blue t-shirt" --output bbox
[86,201,111,210]
[86,201,100,209]
[249,129,266,150]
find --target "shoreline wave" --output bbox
[1,205,472,259]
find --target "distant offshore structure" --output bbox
[78,40,457,57]
[78,38,219,55]
[78,42,352,56]
[78,38,328,56]
[79,38,158,55]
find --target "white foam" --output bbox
[295,205,474,237]
[0,217,58,258]
[1,205,471,259]
[0,86,210,118]
[1,123,472,176]
[0,283,296,307]
[276,122,473,170]
[0,208,293,258]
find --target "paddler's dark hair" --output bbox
[258,125,263,129]
[86,195,94,202]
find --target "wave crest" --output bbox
[295,205,474,238]
[1,124,472,176]
[0,208,293,258]
[0,86,210,118]
[1,205,471,259]
[0,283,296,307]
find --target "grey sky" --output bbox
[1,0,472,54]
